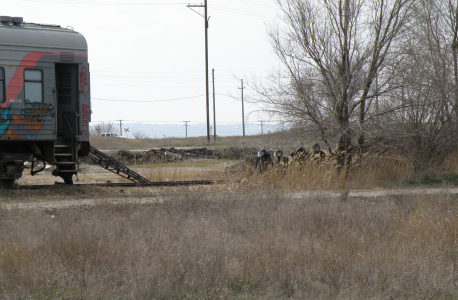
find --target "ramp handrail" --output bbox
[88,146,151,184]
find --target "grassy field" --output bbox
[89,130,310,152]
[4,132,458,299]
[2,190,458,299]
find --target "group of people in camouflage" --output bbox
[255,143,327,172]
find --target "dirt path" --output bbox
[1,196,166,211]
[290,186,458,200]
[2,186,458,211]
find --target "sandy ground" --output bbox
[16,162,230,186]
[2,182,458,211]
[17,164,123,185]
[5,160,458,212]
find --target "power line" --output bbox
[92,74,205,79]
[117,120,124,136]
[238,79,246,136]
[91,120,260,124]
[183,121,190,138]
[239,0,278,10]
[187,0,211,144]
[91,95,205,103]
[22,0,277,17]
[212,68,216,142]
[92,70,203,74]
[210,4,276,18]
[91,93,241,103]
[91,74,267,81]
[92,93,235,103]
[22,0,187,5]
[92,69,269,74]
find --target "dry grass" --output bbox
[90,130,458,189]
[4,144,458,298]
[2,190,458,299]
[142,165,216,182]
[89,130,304,151]
[226,156,411,191]
[125,160,229,182]
[231,152,458,191]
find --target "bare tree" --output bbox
[132,131,148,140]
[254,0,413,161]
[450,0,458,111]
[381,0,458,169]
[89,122,115,136]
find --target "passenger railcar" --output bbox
[0,16,91,184]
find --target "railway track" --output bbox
[11,180,218,190]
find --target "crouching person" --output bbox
[273,150,289,165]
[311,143,326,162]
[273,149,289,177]
[256,149,272,172]
[291,147,309,163]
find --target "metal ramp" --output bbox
[88,146,151,184]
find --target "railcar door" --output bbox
[55,64,79,140]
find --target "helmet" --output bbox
[257,149,267,157]
[273,150,283,158]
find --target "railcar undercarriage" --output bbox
[0,141,90,185]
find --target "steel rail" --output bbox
[12,180,218,190]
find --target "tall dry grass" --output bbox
[127,160,228,182]
[236,152,458,190]
[2,190,458,299]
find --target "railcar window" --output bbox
[24,69,43,103]
[0,68,4,103]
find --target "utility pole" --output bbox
[183,121,190,138]
[117,120,124,136]
[260,121,264,135]
[212,68,216,142]
[187,1,210,143]
[238,79,245,136]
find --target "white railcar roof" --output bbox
[0,21,87,52]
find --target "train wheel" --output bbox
[0,179,16,189]
[59,173,74,185]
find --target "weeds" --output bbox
[2,192,458,298]
[229,154,417,190]
[6,141,458,298]
[405,174,458,186]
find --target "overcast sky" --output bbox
[5,0,281,134]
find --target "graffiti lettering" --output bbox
[81,104,90,138]
[3,115,44,140]
[0,104,12,137]
[0,106,7,117]
[79,67,89,98]
[9,121,38,140]
[20,100,55,122]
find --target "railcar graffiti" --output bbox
[8,121,38,140]
[3,115,44,140]
[79,66,89,98]
[20,100,54,122]
[0,20,92,183]
[81,104,90,138]
[0,101,52,139]
[0,104,12,136]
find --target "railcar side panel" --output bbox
[0,18,91,183]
